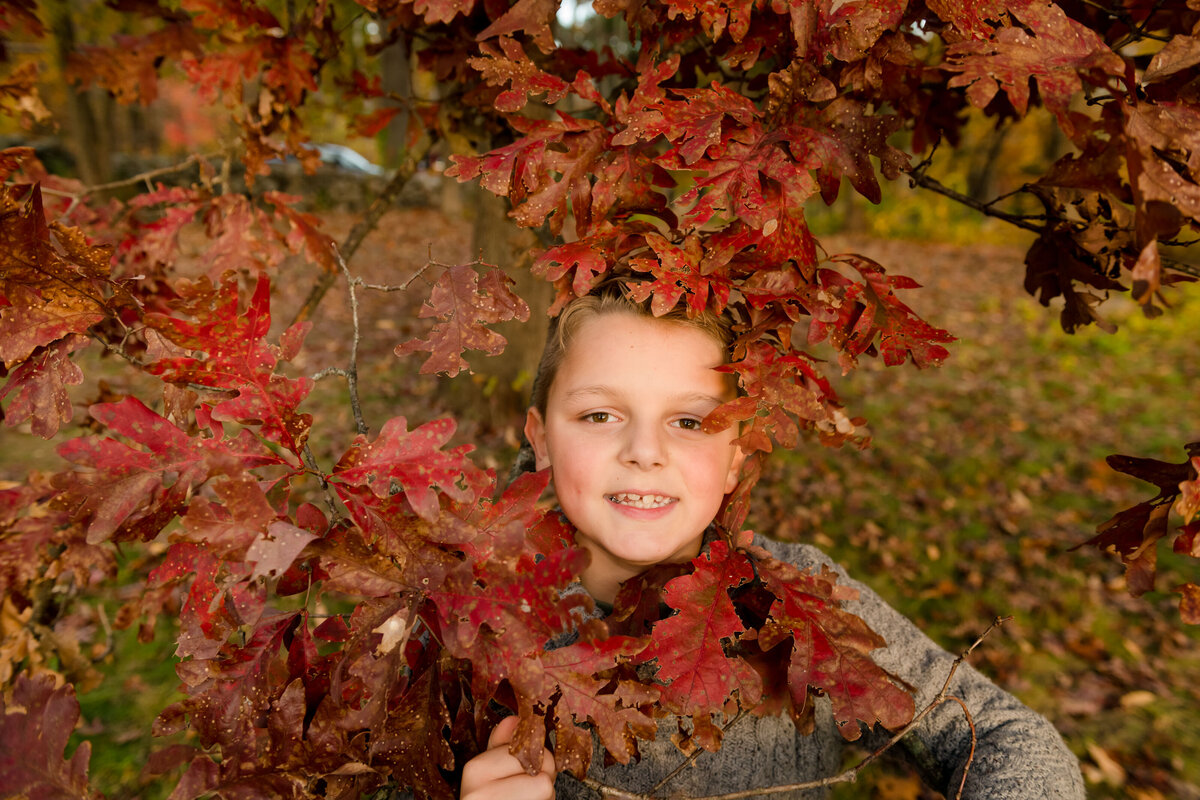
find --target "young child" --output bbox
[461,280,1086,800]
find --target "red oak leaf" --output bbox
[161,612,297,769]
[1080,450,1198,596]
[412,0,476,25]
[179,44,261,104]
[458,468,549,563]
[54,396,281,543]
[177,474,278,559]
[624,234,733,317]
[663,0,753,42]
[262,36,318,107]
[336,485,472,590]
[432,547,591,706]
[331,415,488,521]
[395,264,530,377]
[247,520,317,581]
[532,235,616,312]
[475,0,559,52]
[536,631,655,776]
[623,82,759,166]
[1123,100,1200,221]
[121,185,210,273]
[641,541,762,728]
[1143,32,1200,84]
[829,254,956,368]
[1177,579,1200,625]
[449,114,606,234]
[721,341,848,449]
[265,192,340,274]
[0,286,106,367]
[944,1,1123,137]
[69,23,202,105]
[0,333,88,438]
[470,37,568,111]
[0,186,110,365]
[0,673,97,800]
[179,0,279,31]
[1178,458,1200,524]
[144,272,314,453]
[782,97,906,205]
[752,552,915,740]
[512,122,608,234]
[447,117,563,196]
[370,663,456,800]
[308,523,410,599]
[589,145,673,225]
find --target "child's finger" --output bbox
[461,771,556,800]
[461,720,557,800]
[487,715,521,748]
[487,716,557,776]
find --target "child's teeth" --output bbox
[609,493,673,509]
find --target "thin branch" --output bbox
[358,258,435,292]
[648,710,749,795]
[905,167,1044,234]
[311,366,350,381]
[583,618,1008,800]
[906,166,1200,281]
[289,157,421,327]
[81,154,204,196]
[947,696,977,800]
[332,242,369,436]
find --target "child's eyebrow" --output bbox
[562,386,728,407]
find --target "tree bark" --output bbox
[380,29,412,168]
[459,186,552,425]
[45,0,110,185]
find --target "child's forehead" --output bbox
[553,314,734,396]
[565,310,728,355]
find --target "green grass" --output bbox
[748,242,1200,799]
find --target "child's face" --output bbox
[524,311,745,601]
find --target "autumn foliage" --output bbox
[1,0,1199,797]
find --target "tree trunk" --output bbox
[453,186,552,428]
[45,0,110,185]
[380,30,412,168]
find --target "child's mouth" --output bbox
[606,493,676,509]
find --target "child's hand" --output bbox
[460,716,557,800]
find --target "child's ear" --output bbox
[524,407,552,470]
[724,445,746,494]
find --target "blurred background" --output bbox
[3,4,1199,799]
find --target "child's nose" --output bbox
[619,420,667,468]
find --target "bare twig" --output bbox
[648,710,749,795]
[946,696,977,800]
[906,165,1200,281]
[331,242,369,436]
[583,618,1009,800]
[358,258,435,292]
[311,366,350,381]
[83,154,204,196]
[290,158,421,327]
[905,166,1044,235]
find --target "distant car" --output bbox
[266,144,387,176]
[310,144,386,176]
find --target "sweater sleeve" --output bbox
[753,536,1086,800]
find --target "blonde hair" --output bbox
[529,277,734,416]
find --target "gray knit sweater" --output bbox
[554,534,1086,800]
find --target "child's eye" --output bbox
[582,412,611,423]
[674,417,703,431]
